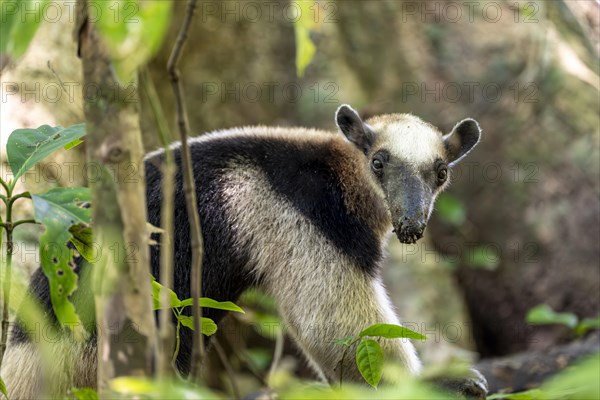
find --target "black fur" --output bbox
[12,130,383,374]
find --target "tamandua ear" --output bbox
[443,118,481,167]
[335,104,374,154]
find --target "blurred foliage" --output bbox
[109,376,219,400]
[71,387,99,400]
[0,376,6,399]
[436,193,466,227]
[0,0,47,61]
[292,0,317,77]
[90,0,172,83]
[527,304,600,337]
[527,305,578,329]
[488,352,600,399]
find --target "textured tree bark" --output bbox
[76,0,156,393]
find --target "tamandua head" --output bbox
[335,104,481,244]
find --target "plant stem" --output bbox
[0,189,15,369]
[268,328,284,384]
[12,219,38,229]
[339,339,360,388]
[0,180,9,194]
[171,309,182,366]
[167,0,204,383]
[8,192,31,206]
[213,338,240,399]
[0,227,12,369]
[140,68,176,379]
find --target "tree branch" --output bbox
[140,68,176,378]
[166,0,205,382]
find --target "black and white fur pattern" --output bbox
[1,105,482,398]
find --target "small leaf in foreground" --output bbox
[110,377,216,399]
[177,316,218,336]
[486,389,542,399]
[7,124,86,185]
[359,323,427,341]
[356,339,384,388]
[0,375,7,399]
[526,304,578,329]
[71,387,99,400]
[180,297,245,313]
[151,279,182,310]
[32,187,92,339]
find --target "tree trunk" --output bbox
[76,0,156,393]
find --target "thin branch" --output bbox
[0,179,9,193]
[47,61,83,114]
[213,338,240,399]
[223,333,268,386]
[166,0,204,382]
[140,68,176,378]
[12,219,39,229]
[8,192,31,207]
[268,328,285,384]
[0,212,14,369]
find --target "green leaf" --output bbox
[356,339,384,388]
[90,0,172,83]
[110,377,216,399]
[248,312,281,340]
[64,138,84,150]
[359,323,427,341]
[526,304,578,329]
[6,124,86,187]
[239,288,278,312]
[539,353,600,400]
[436,194,466,226]
[575,316,600,336]
[68,225,95,262]
[0,375,7,399]
[467,245,500,270]
[151,279,181,310]
[32,187,92,338]
[486,389,542,399]
[0,0,48,59]
[71,387,99,400]
[177,315,217,336]
[293,0,317,77]
[180,297,245,314]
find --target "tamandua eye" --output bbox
[371,158,384,172]
[437,166,448,183]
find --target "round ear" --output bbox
[335,104,373,154]
[443,118,482,167]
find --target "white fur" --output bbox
[1,339,96,399]
[370,116,445,168]
[220,166,421,382]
